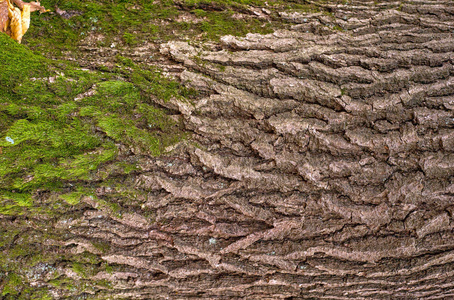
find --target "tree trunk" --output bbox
[2,0,454,299]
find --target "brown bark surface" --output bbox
[3,0,454,299]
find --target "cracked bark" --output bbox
[3,0,454,299]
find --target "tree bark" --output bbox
[2,0,454,299]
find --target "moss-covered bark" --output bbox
[2,0,454,299]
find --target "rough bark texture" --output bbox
[3,0,454,299]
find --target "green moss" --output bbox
[96,161,139,180]
[0,193,33,215]
[0,41,114,196]
[8,243,34,259]
[48,276,77,290]
[94,196,123,218]
[115,55,195,102]
[59,190,84,205]
[217,64,227,72]
[0,34,48,89]
[1,273,21,296]
[31,290,53,300]
[104,263,114,274]
[73,251,103,265]
[71,262,87,278]
[21,0,319,56]
[0,32,189,212]
[96,279,113,289]
[182,0,276,9]
[92,241,111,253]
[123,32,138,46]
[100,115,161,155]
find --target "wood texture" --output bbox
[2,0,454,299]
